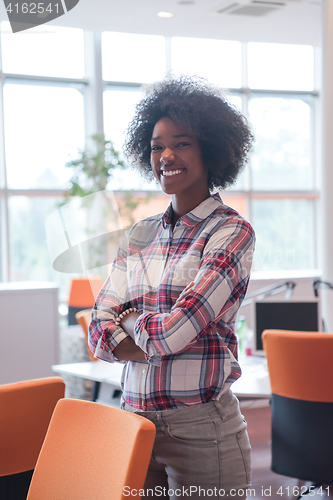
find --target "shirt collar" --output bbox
[161,193,223,229]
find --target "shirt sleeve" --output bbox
[88,232,131,363]
[134,219,255,363]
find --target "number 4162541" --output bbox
[277,485,330,496]
[5,3,59,14]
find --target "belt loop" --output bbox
[213,399,223,420]
[156,412,167,434]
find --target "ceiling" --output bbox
[0,0,322,46]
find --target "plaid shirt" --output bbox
[89,193,255,410]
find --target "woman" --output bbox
[89,76,255,500]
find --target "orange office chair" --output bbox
[75,308,106,402]
[68,278,103,325]
[262,329,333,495]
[26,398,156,500]
[0,377,65,500]
[75,308,95,362]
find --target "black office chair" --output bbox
[262,329,333,498]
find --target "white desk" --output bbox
[52,360,124,406]
[53,360,124,387]
[232,355,271,399]
[53,355,271,406]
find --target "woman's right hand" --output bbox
[171,281,195,312]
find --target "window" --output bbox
[252,198,316,271]
[171,37,242,88]
[248,96,312,191]
[0,22,86,295]
[10,196,60,281]
[102,32,166,83]
[103,88,140,153]
[103,87,157,190]
[0,28,319,301]
[1,23,85,78]
[3,84,84,189]
[8,195,77,300]
[247,42,314,91]
[244,41,317,272]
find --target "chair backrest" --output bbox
[68,278,103,325]
[75,308,96,361]
[262,329,333,484]
[0,377,65,476]
[26,398,156,500]
[69,278,103,309]
[262,329,333,402]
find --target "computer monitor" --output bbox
[254,301,321,354]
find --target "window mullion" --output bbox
[241,43,252,224]
[165,36,172,76]
[0,53,10,281]
[241,42,248,89]
[84,31,104,140]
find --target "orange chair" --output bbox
[75,308,95,362]
[262,329,333,493]
[26,398,156,500]
[68,278,103,325]
[75,308,106,402]
[0,377,65,500]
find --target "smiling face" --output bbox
[150,117,209,205]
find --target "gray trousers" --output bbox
[122,390,252,500]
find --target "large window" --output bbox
[248,96,312,191]
[0,23,86,296]
[170,37,242,88]
[0,25,319,299]
[247,42,314,91]
[101,32,166,83]
[1,24,85,78]
[4,84,84,189]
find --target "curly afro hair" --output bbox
[124,75,254,191]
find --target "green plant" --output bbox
[58,135,122,275]
[61,135,155,276]
[64,134,155,226]
[64,134,126,198]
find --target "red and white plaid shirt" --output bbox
[89,194,255,410]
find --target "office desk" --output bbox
[232,355,271,399]
[52,355,271,406]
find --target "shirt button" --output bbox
[142,369,145,373]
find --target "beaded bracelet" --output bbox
[115,307,140,326]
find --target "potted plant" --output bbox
[59,135,152,276]
[63,134,150,227]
